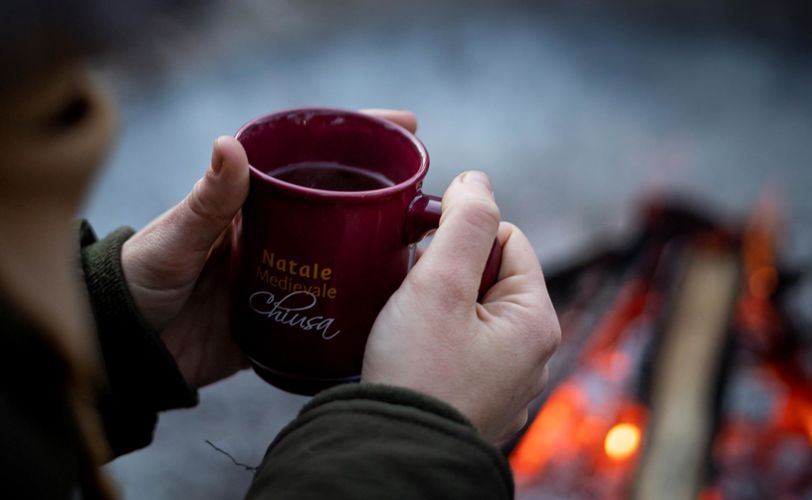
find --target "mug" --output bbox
[231,108,500,395]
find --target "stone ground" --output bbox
[83,2,812,498]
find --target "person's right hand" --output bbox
[362,171,560,442]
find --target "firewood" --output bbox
[632,249,740,500]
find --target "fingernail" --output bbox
[462,171,492,194]
[210,137,225,175]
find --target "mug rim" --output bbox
[235,107,430,202]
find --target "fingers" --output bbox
[494,222,546,287]
[479,222,548,306]
[165,136,250,254]
[483,223,560,363]
[537,364,550,394]
[497,410,529,442]
[413,245,425,263]
[411,171,500,301]
[360,109,418,134]
[496,366,548,441]
[492,221,560,352]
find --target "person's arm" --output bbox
[79,222,197,457]
[246,384,513,500]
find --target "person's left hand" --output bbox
[121,109,418,388]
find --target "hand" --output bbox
[362,172,560,442]
[121,109,418,388]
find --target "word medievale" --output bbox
[256,266,337,299]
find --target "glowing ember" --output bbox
[510,383,585,481]
[806,410,812,443]
[604,423,641,460]
[698,487,723,500]
[748,265,778,299]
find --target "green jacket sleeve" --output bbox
[246,384,514,500]
[79,222,198,457]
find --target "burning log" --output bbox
[632,248,741,500]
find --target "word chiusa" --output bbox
[249,290,340,340]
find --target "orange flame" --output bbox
[592,350,633,382]
[778,387,812,443]
[742,189,782,299]
[737,189,784,344]
[509,383,585,481]
[510,278,652,484]
[748,266,778,300]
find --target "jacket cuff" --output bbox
[302,382,475,427]
[250,383,514,499]
[80,222,197,455]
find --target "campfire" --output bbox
[505,197,812,500]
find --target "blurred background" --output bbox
[80,1,812,498]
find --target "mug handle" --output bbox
[405,193,503,301]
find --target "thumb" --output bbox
[121,136,248,327]
[163,135,249,254]
[410,171,500,302]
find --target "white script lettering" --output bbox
[248,290,341,340]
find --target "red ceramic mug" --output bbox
[231,108,500,395]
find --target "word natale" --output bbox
[262,250,333,281]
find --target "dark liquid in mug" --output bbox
[268,161,395,191]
